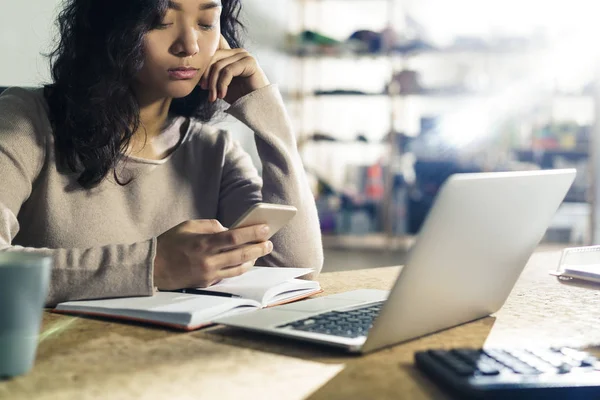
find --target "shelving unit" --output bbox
[289,0,408,250]
[287,0,597,248]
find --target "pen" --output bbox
[166,288,241,298]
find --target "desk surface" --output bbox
[1,248,600,400]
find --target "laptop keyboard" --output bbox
[277,301,385,338]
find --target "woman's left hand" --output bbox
[199,35,270,104]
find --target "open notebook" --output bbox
[54,267,322,331]
[550,245,600,284]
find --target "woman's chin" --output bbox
[166,81,200,98]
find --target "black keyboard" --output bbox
[415,347,600,399]
[276,301,384,338]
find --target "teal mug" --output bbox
[0,252,51,378]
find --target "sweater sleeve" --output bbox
[219,84,323,278]
[0,88,155,306]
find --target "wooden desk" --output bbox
[1,248,599,400]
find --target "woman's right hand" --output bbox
[153,219,273,290]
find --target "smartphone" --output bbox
[230,203,297,239]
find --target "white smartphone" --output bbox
[230,203,297,239]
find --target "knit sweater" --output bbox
[0,84,323,306]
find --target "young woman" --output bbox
[0,0,323,306]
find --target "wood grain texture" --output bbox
[1,247,599,400]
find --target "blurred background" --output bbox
[2,0,600,270]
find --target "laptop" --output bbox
[215,169,576,353]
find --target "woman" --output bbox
[0,0,323,306]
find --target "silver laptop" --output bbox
[215,169,576,353]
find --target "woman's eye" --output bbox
[199,23,215,31]
[155,22,173,30]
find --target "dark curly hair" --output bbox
[44,0,244,188]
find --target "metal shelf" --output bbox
[285,46,540,60]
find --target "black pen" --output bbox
[165,288,241,298]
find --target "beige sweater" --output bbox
[0,85,323,306]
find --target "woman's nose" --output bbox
[172,27,200,57]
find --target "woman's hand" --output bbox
[199,35,270,104]
[153,219,273,290]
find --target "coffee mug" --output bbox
[0,252,52,378]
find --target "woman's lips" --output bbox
[168,68,199,80]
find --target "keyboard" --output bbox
[415,346,600,399]
[277,301,384,338]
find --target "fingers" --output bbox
[204,34,232,99]
[200,49,242,89]
[201,51,251,102]
[200,49,236,86]
[211,55,247,101]
[209,241,272,274]
[216,261,254,280]
[209,224,271,251]
[210,53,251,102]
[193,243,270,286]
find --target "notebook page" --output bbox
[199,267,314,302]
[55,292,261,328]
[263,279,321,306]
[561,246,600,266]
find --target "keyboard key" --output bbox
[452,349,484,364]
[484,349,519,368]
[528,349,568,368]
[476,363,501,376]
[429,350,476,376]
[475,357,506,373]
[479,350,536,375]
[581,357,599,368]
[510,363,541,375]
[277,301,384,338]
[505,350,552,372]
[557,363,572,374]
